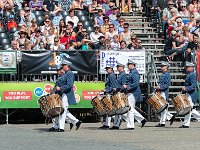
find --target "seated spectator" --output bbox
[102,0,114,12]
[96,35,106,50]
[18,29,30,50]
[176,0,188,11]
[43,0,61,14]
[134,38,144,50]
[108,6,119,28]
[190,19,200,33]
[7,40,20,50]
[89,0,99,14]
[58,19,67,37]
[82,0,93,9]
[100,16,110,35]
[74,21,83,36]
[179,3,189,20]
[127,35,136,50]
[13,0,23,9]
[65,9,79,27]
[189,0,200,19]
[81,39,91,51]
[76,28,90,49]
[119,23,132,45]
[110,35,120,50]
[70,0,83,10]
[46,27,56,46]
[28,19,38,37]
[20,2,29,17]
[104,38,112,50]
[24,41,32,50]
[0,0,14,9]
[117,17,125,34]
[67,21,76,37]
[68,40,77,50]
[3,3,14,14]
[13,23,26,39]
[38,41,46,50]
[94,9,104,26]
[52,10,63,28]
[29,0,43,11]
[90,25,104,46]
[40,18,53,36]
[50,37,63,50]
[7,14,17,31]
[161,0,178,39]
[105,23,118,42]
[59,0,73,11]
[186,13,196,28]
[20,7,36,27]
[174,18,184,33]
[167,8,181,26]
[0,20,4,28]
[31,29,46,50]
[60,29,76,49]
[116,0,132,13]
[119,40,128,50]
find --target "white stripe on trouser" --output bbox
[125,93,144,128]
[183,93,200,126]
[52,117,59,129]
[58,94,79,130]
[160,92,173,124]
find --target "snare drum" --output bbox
[172,94,191,116]
[91,95,107,116]
[148,92,168,114]
[38,94,64,118]
[102,94,116,116]
[112,92,130,115]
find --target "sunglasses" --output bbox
[171,12,175,13]
[119,20,124,22]
[94,27,99,29]
[124,26,128,28]
[109,26,114,28]
[182,6,186,7]
[177,22,182,23]
[78,24,83,26]
[54,40,59,42]
[169,4,174,5]
[104,20,109,22]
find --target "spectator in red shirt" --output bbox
[60,29,76,49]
[7,14,17,31]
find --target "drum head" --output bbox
[116,106,130,115]
[178,107,191,116]
[48,107,64,118]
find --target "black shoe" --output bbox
[141,119,147,128]
[99,125,109,129]
[56,129,65,132]
[76,121,82,130]
[49,127,56,132]
[179,125,189,128]
[70,123,73,130]
[155,124,165,127]
[109,126,119,130]
[169,115,175,125]
[124,128,134,130]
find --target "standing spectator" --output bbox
[28,19,38,37]
[94,9,104,26]
[119,23,132,45]
[70,0,83,10]
[29,0,43,11]
[90,25,104,45]
[100,16,110,35]
[59,0,73,11]
[105,23,118,42]
[65,9,79,27]
[7,14,17,31]
[60,29,76,49]
[52,10,63,27]
[31,29,46,50]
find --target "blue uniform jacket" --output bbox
[126,68,143,102]
[116,71,127,91]
[159,72,171,100]
[105,73,118,94]
[185,72,197,103]
[54,75,63,96]
[59,70,76,105]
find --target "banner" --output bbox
[100,50,146,74]
[21,51,97,75]
[0,51,17,74]
[0,82,105,109]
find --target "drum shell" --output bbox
[172,94,191,116]
[91,95,107,116]
[147,93,168,114]
[102,95,116,116]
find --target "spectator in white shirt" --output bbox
[65,9,79,27]
[90,25,104,44]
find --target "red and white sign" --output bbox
[82,91,101,100]
[73,85,77,93]
[44,84,53,93]
[3,91,32,100]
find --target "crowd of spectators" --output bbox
[0,0,145,51]
[149,0,200,63]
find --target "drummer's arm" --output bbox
[185,74,196,92]
[126,73,139,90]
[60,72,73,92]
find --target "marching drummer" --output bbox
[99,64,118,129]
[155,61,175,127]
[180,62,200,128]
[122,59,146,130]
[51,60,82,132]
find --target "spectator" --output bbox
[7,14,17,31]
[60,29,76,49]
[82,0,93,9]
[104,38,112,50]
[46,27,56,46]
[102,0,113,12]
[89,0,99,14]
[96,35,106,50]
[18,29,30,50]
[28,19,38,37]
[134,0,142,12]
[161,0,178,39]
[7,40,19,50]
[76,28,90,49]
[176,0,188,11]
[127,35,136,50]
[31,29,46,50]
[0,0,14,9]
[67,21,76,37]
[70,0,83,10]
[50,37,62,50]
[65,9,79,27]
[117,17,125,34]
[110,35,120,50]
[186,13,196,28]
[174,18,184,33]
[59,0,73,11]
[90,25,104,46]
[134,38,144,50]
[52,10,63,27]
[105,23,118,42]
[13,23,26,39]
[20,2,29,17]
[100,16,110,35]
[119,23,132,45]
[109,6,119,28]
[190,19,200,33]
[189,0,200,19]
[40,18,53,36]
[155,0,168,11]
[58,19,67,37]
[29,0,43,11]
[179,3,189,19]
[81,39,91,51]
[43,0,60,14]
[3,3,14,14]
[38,41,46,50]
[68,40,77,50]
[167,8,181,26]
[20,7,36,27]
[13,0,23,9]
[24,41,32,50]
[74,21,83,36]
[119,40,128,50]
[94,9,104,26]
